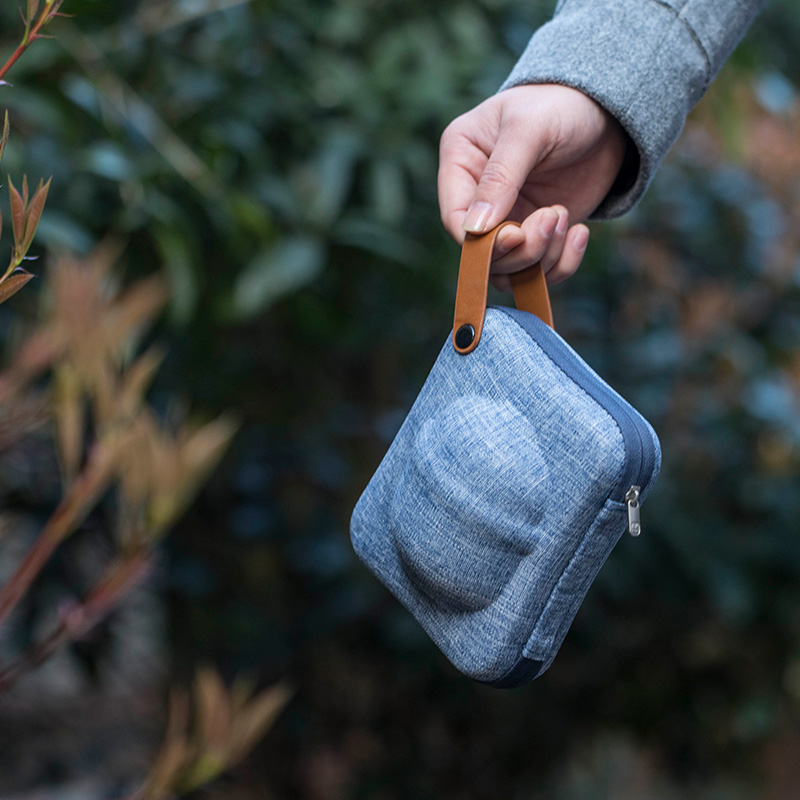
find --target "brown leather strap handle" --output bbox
[452,221,554,355]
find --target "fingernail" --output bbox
[539,212,558,238]
[556,211,568,236]
[574,228,589,252]
[495,230,515,255]
[463,201,493,233]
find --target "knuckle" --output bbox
[541,248,563,272]
[439,121,458,147]
[479,160,514,192]
[524,244,548,266]
[515,230,545,264]
[439,120,467,156]
[441,111,474,140]
[541,256,557,272]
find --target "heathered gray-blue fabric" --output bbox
[350,308,661,684]
[500,0,768,218]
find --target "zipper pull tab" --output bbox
[625,485,642,537]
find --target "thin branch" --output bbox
[0,552,150,691]
[0,1,64,84]
[0,441,118,626]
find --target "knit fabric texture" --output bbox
[500,0,767,219]
[351,308,661,686]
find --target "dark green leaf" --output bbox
[231,235,326,318]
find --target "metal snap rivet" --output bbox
[455,324,475,350]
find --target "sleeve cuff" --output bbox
[499,0,711,219]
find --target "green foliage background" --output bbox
[3,0,800,796]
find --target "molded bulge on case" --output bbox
[389,395,550,611]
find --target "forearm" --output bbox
[500,0,769,218]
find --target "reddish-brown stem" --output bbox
[0,551,150,692]
[0,444,117,625]
[0,41,29,84]
[82,552,151,618]
[0,533,59,625]
[0,5,61,84]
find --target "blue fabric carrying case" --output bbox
[351,223,661,687]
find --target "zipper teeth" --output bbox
[576,370,646,501]
[495,307,657,502]
[606,392,646,498]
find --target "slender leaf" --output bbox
[0,267,33,304]
[153,225,199,323]
[193,667,231,756]
[181,416,238,487]
[117,346,165,420]
[0,111,9,165]
[105,274,170,350]
[134,688,191,800]
[232,235,326,318]
[21,176,50,252]
[228,684,293,764]
[8,177,24,248]
[53,364,85,484]
[117,414,156,517]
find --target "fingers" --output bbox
[491,207,590,286]
[490,226,588,292]
[540,207,569,272]
[438,100,550,240]
[493,224,526,257]
[490,274,513,293]
[546,224,589,285]
[462,125,547,234]
[491,206,563,274]
[438,98,589,288]
[438,127,483,243]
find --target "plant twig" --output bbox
[0,439,118,626]
[0,1,65,84]
[0,551,151,691]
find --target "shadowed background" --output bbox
[1,0,800,797]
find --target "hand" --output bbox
[438,84,628,286]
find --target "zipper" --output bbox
[625,485,642,536]
[496,307,658,507]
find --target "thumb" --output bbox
[463,125,546,234]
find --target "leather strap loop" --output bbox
[452,221,554,354]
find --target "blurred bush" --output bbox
[2,0,800,798]
[0,234,291,795]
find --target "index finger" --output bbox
[438,130,487,242]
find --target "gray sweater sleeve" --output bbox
[500,0,768,218]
